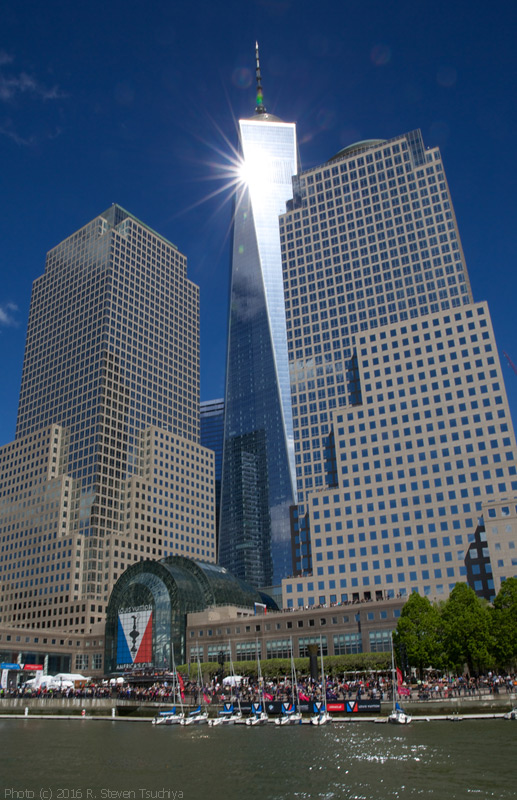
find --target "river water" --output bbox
[1,718,515,800]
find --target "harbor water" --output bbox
[1,718,515,799]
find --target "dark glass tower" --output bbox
[219,46,298,586]
[200,398,224,543]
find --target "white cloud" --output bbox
[0,55,67,145]
[0,71,66,102]
[0,302,19,328]
[0,120,35,145]
[0,52,67,103]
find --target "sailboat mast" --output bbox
[291,637,297,709]
[320,636,327,713]
[391,631,396,712]
[230,640,242,714]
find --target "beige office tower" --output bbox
[0,206,216,633]
[280,131,517,606]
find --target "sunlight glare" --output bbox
[238,146,272,207]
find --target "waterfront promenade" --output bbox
[0,690,515,720]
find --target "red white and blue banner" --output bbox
[116,605,153,669]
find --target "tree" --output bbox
[393,592,441,678]
[491,577,517,669]
[440,583,493,675]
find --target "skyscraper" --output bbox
[219,46,298,586]
[280,131,517,606]
[200,398,224,543]
[0,205,216,633]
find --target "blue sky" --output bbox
[1,0,516,447]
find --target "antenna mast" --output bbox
[255,41,266,114]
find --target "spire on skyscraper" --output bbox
[255,41,266,115]
[219,46,297,587]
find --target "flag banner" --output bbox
[116,604,153,668]
[234,701,315,714]
[326,700,381,713]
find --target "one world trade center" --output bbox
[219,45,297,587]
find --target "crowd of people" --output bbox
[1,671,515,704]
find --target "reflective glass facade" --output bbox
[104,555,274,668]
[200,399,224,543]
[219,115,298,586]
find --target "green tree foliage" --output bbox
[393,592,441,677]
[440,583,492,675]
[491,577,517,668]
[177,653,391,681]
[232,652,390,679]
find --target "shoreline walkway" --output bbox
[0,693,515,722]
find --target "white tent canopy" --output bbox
[222,675,243,686]
[24,672,88,689]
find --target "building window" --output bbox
[75,654,89,670]
[368,630,393,652]
[236,641,261,661]
[298,636,328,657]
[266,639,293,659]
[189,645,204,663]
[92,653,103,670]
[207,644,230,662]
[333,632,362,654]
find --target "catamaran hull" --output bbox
[181,713,209,726]
[388,711,412,724]
[246,714,269,726]
[275,714,302,726]
[310,713,333,726]
[153,714,185,726]
[209,714,243,726]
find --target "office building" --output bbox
[280,131,517,605]
[186,596,405,664]
[0,205,216,636]
[219,46,298,586]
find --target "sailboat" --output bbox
[276,640,302,725]
[152,649,185,725]
[388,632,411,725]
[209,645,243,726]
[181,657,209,725]
[310,638,332,726]
[246,643,269,726]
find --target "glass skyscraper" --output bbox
[219,48,298,586]
[200,398,224,543]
